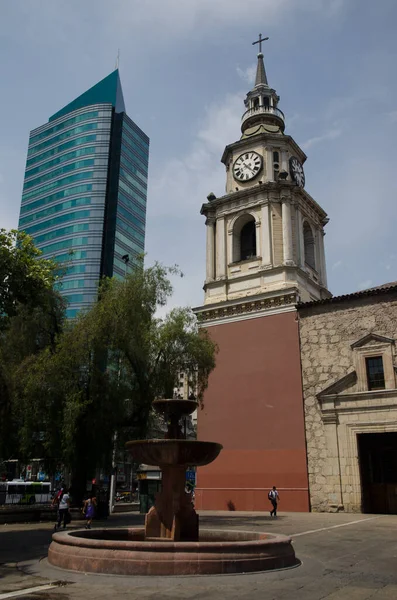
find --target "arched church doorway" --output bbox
[358,432,397,514]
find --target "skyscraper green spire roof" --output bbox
[49,69,125,122]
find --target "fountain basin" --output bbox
[125,439,222,467]
[48,528,298,575]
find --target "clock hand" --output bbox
[243,162,255,173]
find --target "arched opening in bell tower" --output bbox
[303,221,316,270]
[233,214,257,262]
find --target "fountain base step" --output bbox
[48,527,298,576]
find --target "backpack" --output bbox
[268,490,275,500]
[54,489,64,505]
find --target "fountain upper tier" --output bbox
[125,439,222,467]
[127,398,222,468]
[152,398,198,419]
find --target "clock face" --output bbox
[233,152,262,182]
[289,156,305,188]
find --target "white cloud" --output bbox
[108,0,345,42]
[302,128,342,150]
[357,279,373,291]
[145,92,243,308]
[236,64,256,84]
[0,0,347,52]
[332,260,342,270]
[380,254,397,272]
[147,93,242,218]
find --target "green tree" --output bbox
[0,229,58,328]
[0,295,66,461]
[90,261,217,437]
[0,230,65,466]
[14,312,122,502]
[14,260,217,503]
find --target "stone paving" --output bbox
[1,511,397,599]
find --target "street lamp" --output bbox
[109,254,130,514]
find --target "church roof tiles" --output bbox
[298,281,397,309]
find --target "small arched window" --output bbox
[233,214,257,262]
[240,221,256,260]
[273,151,280,180]
[303,222,315,270]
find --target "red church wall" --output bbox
[196,309,310,512]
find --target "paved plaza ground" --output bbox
[0,510,396,599]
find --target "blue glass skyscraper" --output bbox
[18,70,149,318]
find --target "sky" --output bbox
[1,0,397,310]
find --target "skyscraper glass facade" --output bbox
[18,71,149,318]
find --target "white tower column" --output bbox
[205,218,215,281]
[261,203,272,266]
[227,226,233,266]
[215,216,226,278]
[281,150,288,173]
[266,147,274,182]
[282,199,294,265]
[255,221,261,258]
[298,209,305,268]
[319,231,328,288]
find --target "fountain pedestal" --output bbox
[145,465,198,541]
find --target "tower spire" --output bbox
[254,52,268,87]
[252,34,269,87]
[241,35,285,137]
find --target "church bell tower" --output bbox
[196,35,331,327]
[194,36,331,513]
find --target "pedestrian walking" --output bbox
[268,486,279,517]
[53,487,71,530]
[82,494,97,529]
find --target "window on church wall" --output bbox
[352,335,396,393]
[253,97,260,109]
[366,356,385,390]
[263,97,270,108]
[303,221,316,270]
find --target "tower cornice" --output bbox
[221,132,307,165]
[201,180,328,222]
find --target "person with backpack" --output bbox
[53,486,71,530]
[268,486,279,517]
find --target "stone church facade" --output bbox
[194,37,397,514]
[298,285,397,513]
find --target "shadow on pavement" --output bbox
[0,514,146,564]
[199,514,286,529]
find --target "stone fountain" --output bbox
[48,399,298,575]
[126,398,220,542]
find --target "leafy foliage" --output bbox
[1,247,217,503]
[87,261,217,437]
[0,229,58,328]
[0,230,65,463]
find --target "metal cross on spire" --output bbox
[252,33,269,54]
